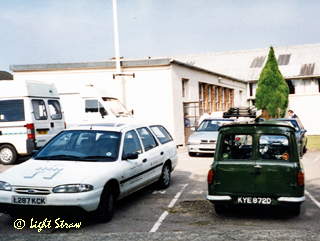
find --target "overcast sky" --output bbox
[1,0,320,73]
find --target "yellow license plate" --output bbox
[37,130,48,135]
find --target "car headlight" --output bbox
[0,181,12,191]
[53,184,94,193]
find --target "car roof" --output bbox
[219,119,296,131]
[66,122,158,132]
[202,118,234,121]
[272,118,297,121]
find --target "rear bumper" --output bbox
[206,195,231,201]
[206,195,306,204]
[278,196,306,203]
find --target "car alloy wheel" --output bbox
[0,145,17,165]
[158,163,171,189]
[96,185,115,223]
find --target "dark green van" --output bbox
[206,119,305,216]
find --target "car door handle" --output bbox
[142,158,147,163]
[160,152,164,155]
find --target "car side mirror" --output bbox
[122,153,139,160]
[301,129,307,133]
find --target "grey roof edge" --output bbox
[10,58,246,83]
[170,59,246,83]
[165,42,320,59]
[10,59,172,72]
[0,71,13,80]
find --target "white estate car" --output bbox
[0,122,178,222]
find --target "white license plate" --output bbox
[201,144,216,149]
[237,197,272,205]
[12,196,47,205]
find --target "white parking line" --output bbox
[305,190,320,209]
[313,154,320,162]
[150,184,188,232]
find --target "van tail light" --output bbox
[298,171,304,186]
[208,169,214,184]
[64,122,66,129]
[26,123,35,139]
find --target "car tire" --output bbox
[291,205,301,216]
[157,163,171,189]
[214,204,227,214]
[303,143,307,154]
[96,185,115,223]
[188,152,197,157]
[0,145,17,165]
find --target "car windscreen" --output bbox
[197,120,233,132]
[34,130,121,162]
[102,97,131,117]
[259,135,290,161]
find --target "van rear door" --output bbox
[31,98,64,148]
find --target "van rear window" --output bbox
[32,99,48,120]
[48,100,62,120]
[221,134,253,160]
[259,135,290,160]
[0,99,25,122]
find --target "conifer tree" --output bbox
[255,46,289,119]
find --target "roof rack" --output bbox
[223,107,261,119]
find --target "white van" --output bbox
[0,80,65,164]
[58,85,133,128]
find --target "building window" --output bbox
[318,79,320,93]
[300,63,315,76]
[295,79,312,94]
[286,80,295,94]
[199,83,204,115]
[278,54,291,65]
[208,85,212,113]
[249,83,253,97]
[228,89,231,108]
[215,87,219,111]
[182,79,188,98]
[222,88,225,111]
[250,56,266,68]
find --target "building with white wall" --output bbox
[11,58,247,146]
[10,42,319,141]
[168,43,320,135]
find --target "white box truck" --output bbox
[0,80,65,164]
[58,84,134,128]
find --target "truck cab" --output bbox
[58,85,133,128]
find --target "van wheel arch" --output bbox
[0,144,17,165]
